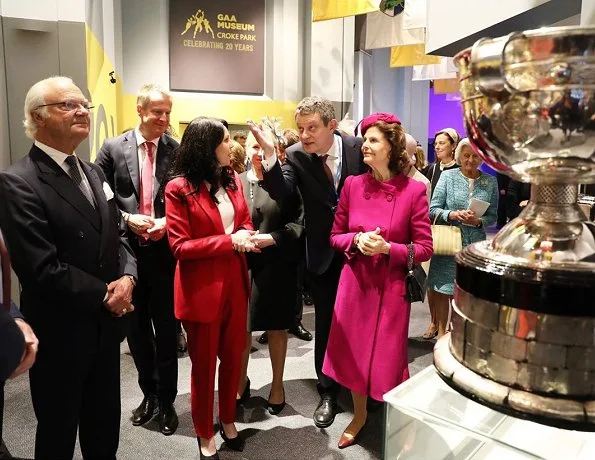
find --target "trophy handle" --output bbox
[470,32,524,95]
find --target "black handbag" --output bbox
[405,244,427,303]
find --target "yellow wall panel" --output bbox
[86,25,121,161]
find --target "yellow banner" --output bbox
[390,44,441,68]
[312,0,379,21]
[86,25,121,161]
[434,79,460,94]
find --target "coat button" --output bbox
[99,263,103,269]
[365,192,371,199]
[79,231,84,238]
[386,194,393,202]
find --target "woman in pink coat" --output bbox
[323,112,433,448]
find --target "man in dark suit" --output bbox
[250,96,366,428]
[0,76,137,459]
[95,84,179,435]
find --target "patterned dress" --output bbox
[427,169,499,295]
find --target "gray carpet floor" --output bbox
[3,300,436,459]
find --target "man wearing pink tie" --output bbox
[96,84,179,435]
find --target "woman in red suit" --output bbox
[165,118,257,460]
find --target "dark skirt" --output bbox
[248,256,298,332]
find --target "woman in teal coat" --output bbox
[427,138,499,337]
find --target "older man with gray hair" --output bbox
[0,76,136,459]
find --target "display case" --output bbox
[383,366,595,459]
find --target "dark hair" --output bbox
[366,121,408,174]
[169,117,236,203]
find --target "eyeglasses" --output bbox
[35,100,95,111]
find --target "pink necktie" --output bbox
[140,142,155,216]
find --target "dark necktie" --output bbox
[319,154,334,187]
[65,155,95,207]
[0,233,10,311]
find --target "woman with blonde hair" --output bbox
[414,144,427,170]
[229,140,246,174]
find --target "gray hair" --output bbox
[136,84,171,109]
[454,138,482,165]
[23,76,75,139]
[295,96,336,125]
[404,133,417,155]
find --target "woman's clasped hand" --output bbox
[355,227,391,256]
[231,229,261,253]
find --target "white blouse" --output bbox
[214,186,235,234]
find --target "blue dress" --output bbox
[428,169,499,295]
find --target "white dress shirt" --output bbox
[262,134,343,190]
[34,140,94,201]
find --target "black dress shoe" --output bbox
[0,439,13,459]
[267,389,286,415]
[199,450,219,460]
[197,438,220,460]
[289,322,313,341]
[219,427,245,452]
[257,331,268,344]
[177,331,188,354]
[302,291,314,306]
[132,394,159,426]
[313,394,337,428]
[236,377,251,406]
[158,401,179,436]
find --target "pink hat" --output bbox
[356,112,401,136]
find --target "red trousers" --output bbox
[183,256,248,439]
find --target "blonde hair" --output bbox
[229,140,246,173]
[23,76,75,139]
[136,84,171,109]
[415,146,427,169]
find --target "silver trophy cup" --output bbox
[433,26,595,430]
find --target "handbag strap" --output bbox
[407,244,414,272]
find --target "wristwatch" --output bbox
[125,274,137,287]
[475,220,483,229]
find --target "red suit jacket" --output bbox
[165,174,253,323]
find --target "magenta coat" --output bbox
[323,172,433,400]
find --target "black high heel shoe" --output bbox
[197,438,219,460]
[219,426,245,452]
[236,377,251,406]
[267,389,286,415]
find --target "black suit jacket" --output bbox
[0,145,137,350]
[96,130,178,219]
[262,132,365,274]
[96,130,178,255]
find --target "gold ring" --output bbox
[122,308,127,314]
